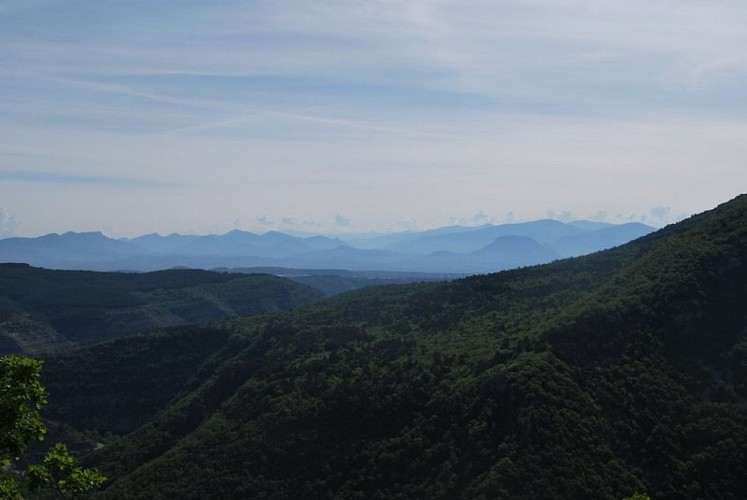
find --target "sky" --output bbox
[1,0,746,238]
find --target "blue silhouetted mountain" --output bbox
[130,233,201,253]
[0,231,144,268]
[418,236,559,273]
[384,219,583,254]
[286,245,415,271]
[0,219,655,273]
[346,224,490,250]
[471,235,559,266]
[554,222,655,257]
[568,220,614,231]
[131,230,342,258]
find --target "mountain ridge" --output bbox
[0,265,323,354]
[37,194,747,499]
[0,219,656,273]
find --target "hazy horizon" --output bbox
[0,215,662,241]
[2,1,746,238]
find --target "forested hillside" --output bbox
[0,266,322,354]
[41,195,747,499]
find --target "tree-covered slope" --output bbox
[42,324,233,436]
[0,266,323,354]
[44,195,747,499]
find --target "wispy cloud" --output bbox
[0,169,178,189]
[0,207,19,238]
[0,1,745,236]
[5,1,747,137]
[155,108,461,140]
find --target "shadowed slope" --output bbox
[43,195,747,499]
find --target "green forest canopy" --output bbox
[34,195,747,499]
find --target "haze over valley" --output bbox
[0,218,655,274]
[1,194,745,499]
[1,1,746,499]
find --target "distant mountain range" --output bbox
[37,195,747,499]
[0,219,656,273]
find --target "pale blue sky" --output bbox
[1,0,746,237]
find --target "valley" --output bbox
[4,2,744,498]
[10,195,744,499]
[0,265,323,355]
